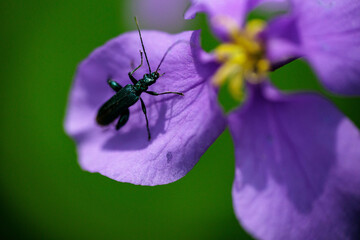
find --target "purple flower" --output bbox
[185,0,360,239]
[186,0,360,95]
[65,1,360,238]
[65,30,226,185]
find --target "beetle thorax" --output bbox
[134,73,158,94]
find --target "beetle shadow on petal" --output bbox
[101,102,167,151]
[154,84,206,127]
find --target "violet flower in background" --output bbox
[65,30,226,185]
[124,0,190,32]
[185,0,360,239]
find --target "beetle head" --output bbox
[143,72,160,86]
[151,72,160,80]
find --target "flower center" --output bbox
[213,19,269,100]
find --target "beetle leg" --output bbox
[131,50,143,74]
[115,109,130,130]
[145,90,184,96]
[140,97,151,141]
[107,79,122,92]
[128,51,143,84]
[128,73,138,85]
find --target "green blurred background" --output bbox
[1,1,359,239]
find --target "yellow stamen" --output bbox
[212,18,270,100]
[213,62,240,86]
[228,72,244,101]
[245,19,266,37]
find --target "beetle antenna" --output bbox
[155,40,191,74]
[134,17,152,73]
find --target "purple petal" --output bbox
[65,30,226,186]
[185,0,286,40]
[265,0,360,95]
[230,82,360,239]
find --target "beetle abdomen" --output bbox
[96,85,139,126]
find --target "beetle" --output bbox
[96,17,183,141]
